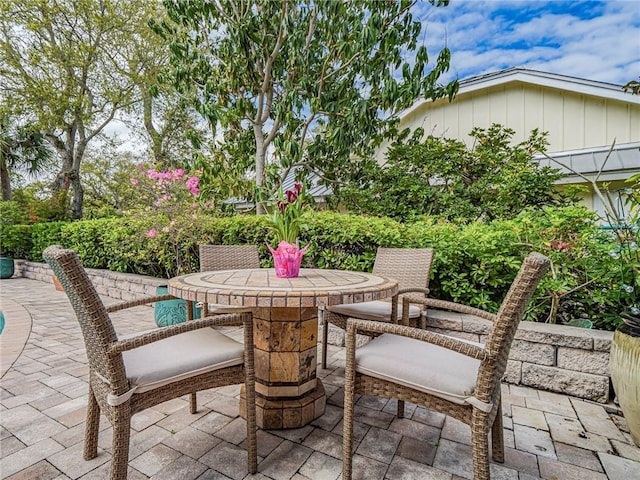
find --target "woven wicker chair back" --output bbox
[372,247,434,303]
[199,244,261,272]
[43,245,127,391]
[477,252,550,402]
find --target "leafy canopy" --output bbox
[152,0,458,207]
[337,124,574,223]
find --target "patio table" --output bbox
[168,268,398,429]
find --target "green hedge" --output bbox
[0,206,625,330]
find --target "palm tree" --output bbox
[0,115,53,201]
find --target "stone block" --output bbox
[461,314,492,334]
[107,287,121,299]
[515,322,593,349]
[503,360,522,384]
[326,324,345,346]
[424,309,463,330]
[521,363,609,403]
[429,328,481,343]
[589,329,614,352]
[557,348,610,376]
[509,340,556,366]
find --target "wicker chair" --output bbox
[198,244,261,316]
[342,252,550,480]
[43,245,257,480]
[321,247,434,370]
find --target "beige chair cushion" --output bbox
[355,333,483,406]
[206,303,253,314]
[328,300,420,322]
[122,328,244,394]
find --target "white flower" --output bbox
[622,284,635,293]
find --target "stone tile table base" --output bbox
[169,268,397,429]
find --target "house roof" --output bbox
[401,67,640,120]
[535,141,640,184]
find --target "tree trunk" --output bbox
[70,174,83,219]
[142,90,164,165]
[0,158,12,201]
[254,124,266,215]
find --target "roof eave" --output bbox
[402,68,640,119]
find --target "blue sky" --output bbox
[415,0,640,85]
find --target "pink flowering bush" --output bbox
[129,164,205,276]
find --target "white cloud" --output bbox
[416,0,640,85]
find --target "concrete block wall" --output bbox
[16,260,165,301]
[326,307,614,403]
[425,309,613,403]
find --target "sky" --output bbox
[414,0,640,86]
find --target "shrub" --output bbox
[0,201,31,257]
[17,206,625,330]
[336,125,573,223]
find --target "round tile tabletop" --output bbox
[168,268,398,308]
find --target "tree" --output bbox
[623,76,640,95]
[152,0,457,212]
[113,0,211,169]
[0,0,178,218]
[338,124,573,223]
[0,114,54,201]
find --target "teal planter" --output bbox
[0,311,5,334]
[0,257,14,279]
[153,285,201,327]
[566,318,593,329]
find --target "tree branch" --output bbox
[539,140,619,221]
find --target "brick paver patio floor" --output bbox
[1,278,639,479]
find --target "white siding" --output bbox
[392,81,640,157]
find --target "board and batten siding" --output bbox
[397,81,640,155]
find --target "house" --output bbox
[388,68,640,219]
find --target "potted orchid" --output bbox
[266,182,310,278]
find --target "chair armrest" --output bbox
[397,287,430,296]
[346,317,487,361]
[422,298,496,322]
[108,312,252,356]
[397,291,430,326]
[105,294,177,313]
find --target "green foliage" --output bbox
[0,0,182,219]
[338,125,572,223]
[30,222,67,260]
[153,0,458,202]
[0,113,55,201]
[18,206,628,330]
[11,184,71,222]
[0,201,30,256]
[623,76,640,95]
[0,224,31,257]
[598,179,640,319]
[0,201,27,225]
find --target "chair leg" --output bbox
[83,386,100,460]
[110,406,132,480]
[343,324,358,480]
[471,412,491,480]
[491,400,505,463]
[397,400,405,419]
[190,392,197,414]
[321,309,329,370]
[245,379,257,473]
[342,379,355,480]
